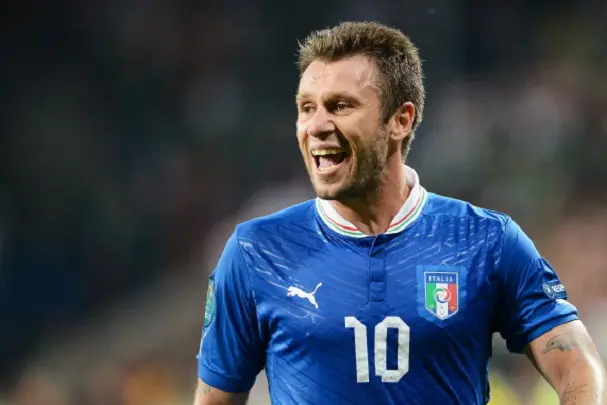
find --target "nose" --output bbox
[306,108,336,138]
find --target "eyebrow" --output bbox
[295,91,359,103]
[295,93,310,103]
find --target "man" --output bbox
[194,21,606,404]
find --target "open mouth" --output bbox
[311,148,348,172]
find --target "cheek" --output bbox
[344,126,369,152]
[296,122,307,143]
[295,131,310,160]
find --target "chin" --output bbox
[312,183,342,200]
[312,179,360,201]
[308,165,350,199]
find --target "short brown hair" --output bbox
[297,21,425,161]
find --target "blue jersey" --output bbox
[197,168,577,405]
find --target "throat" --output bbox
[328,174,412,236]
[330,200,395,236]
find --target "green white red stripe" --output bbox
[316,166,428,238]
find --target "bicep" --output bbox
[197,230,265,392]
[526,320,603,387]
[194,378,249,405]
[496,218,578,353]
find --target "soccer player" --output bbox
[194,22,606,404]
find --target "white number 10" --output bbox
[344,316,410,383]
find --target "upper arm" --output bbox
[525,320,604,390]
[495,218,578,353]
[194,378,249,405]
[196,229,265,394]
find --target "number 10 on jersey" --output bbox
[344,316,410,383]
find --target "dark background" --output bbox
[1,1,606,404]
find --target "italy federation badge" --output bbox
[424,271,459,320]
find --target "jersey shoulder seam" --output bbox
[236,202,317,236]
[425,193,511,226]
[418,210,510,229]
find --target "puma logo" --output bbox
[287,283,323,309]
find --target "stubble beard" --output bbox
[312,128,390,201]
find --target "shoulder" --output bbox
[425,193,545,277]
[235,199,317,241]
[227,200,318,284]
[422,192,520,258]
[424,191,512,231]
[214,200,317,281]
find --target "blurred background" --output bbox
[1,0,606,404]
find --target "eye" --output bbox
[335,102,350,112]
[299,104,315,114]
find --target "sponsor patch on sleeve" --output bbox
[204,278,216,329]
[542,280,567,299]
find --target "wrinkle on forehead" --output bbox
[297,56,380,100]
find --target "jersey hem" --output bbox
[198,365,256,393]
[508,313,579,353]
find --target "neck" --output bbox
[330,156,410,236]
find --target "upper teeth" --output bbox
[312,149,344,156]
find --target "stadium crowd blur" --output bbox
[2,0,606,404]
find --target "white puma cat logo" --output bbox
[287,282,323,309]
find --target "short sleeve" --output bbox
[196,228,265,392]
[495,218,578,353]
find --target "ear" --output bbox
[388,102,415,142]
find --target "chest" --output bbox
[254,235,499,356]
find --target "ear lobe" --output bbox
[389,125,409,142]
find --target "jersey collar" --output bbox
[315,165,428,238]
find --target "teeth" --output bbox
[311,149,344,156]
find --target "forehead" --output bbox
[297,55,380,99]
